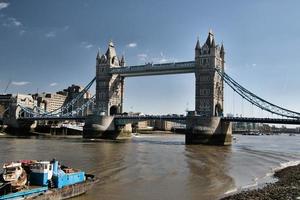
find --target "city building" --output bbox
[33,93,67,112]
[58,84,93,116]
[0,94,37,126]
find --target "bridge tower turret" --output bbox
[95,41,124,116]
[195,30,224,117]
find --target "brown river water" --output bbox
[0,134,299,200]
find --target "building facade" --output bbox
[0,94,36,124]
[33,93,67,112]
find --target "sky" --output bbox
[1,0,300,116]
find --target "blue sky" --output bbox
[1,0,300,116]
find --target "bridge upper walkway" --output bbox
[110,61,195,77]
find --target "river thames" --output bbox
[0,134,299,200]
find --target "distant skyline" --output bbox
[1,0,300,115]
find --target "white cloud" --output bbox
[2,17,22,27]
[62,25,69,31]
[159,58,168,63]
[10,18,21,26]
[19,30,25,35]
[49,82,58,87]
[137,53,147,58]
[85,44,93,49]
[45,31,56,38]
[81,41,93,49]
[11,81,29,86]
[155,51,173,63]
[0,2,9,10]
[44,26,69,38]
[127,43,137,48]
[137,53,148,61]
[137,52,177,64]
[252,63,257,67]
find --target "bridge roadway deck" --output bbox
[222,117,300,124]
[110,61,195,77]
[19,116,300,125]
[20,116,86,121]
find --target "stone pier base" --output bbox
[186,116,232,145]
[83,115,132,139]
[6,119,36,135]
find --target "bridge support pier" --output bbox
[186,116,232,145]
[83,115,132,139]
[6,119,36,135]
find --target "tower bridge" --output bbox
[83,31,230,145]
[13,30,300,145]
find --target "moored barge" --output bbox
[0,159,98,200]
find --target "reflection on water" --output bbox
[0,134,299,200]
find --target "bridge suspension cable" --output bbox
[41,77,96,116]
[215,68,300,119]
[17,77,96,118]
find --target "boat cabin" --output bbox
[29,161,53,186]
[2,162,23,182]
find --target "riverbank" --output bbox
[221,164,300,200]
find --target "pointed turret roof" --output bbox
[96,48,101,60]
[211,38,215,47]
[205,30,214,47]
[120,54,125,66]
[220,43,224,53]
[195,37,201,50]
[220,43,225,58]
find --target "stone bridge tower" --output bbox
[95,41,125,116]
[186,31,231,145]
[195,30,224,117]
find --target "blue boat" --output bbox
[0,159,98,200]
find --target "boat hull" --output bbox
[29,179,97,200]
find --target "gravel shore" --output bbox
[221,164,300,200]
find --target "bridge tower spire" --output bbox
[195,37,201,59]
[95,41,124,115]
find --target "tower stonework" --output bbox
[186,31,232,145]
[95,41,124,116]
[84,41,130,139]
[195,31,224,117]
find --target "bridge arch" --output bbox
[109,105,119,115]
[215,103,223,117]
